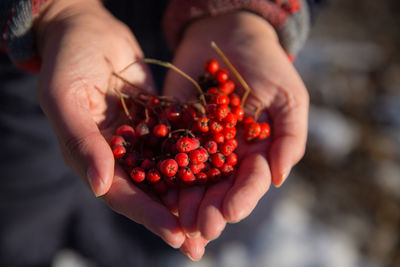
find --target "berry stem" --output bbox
[112,71,155,96]
[114,88,133,120]
[142,58,207,106]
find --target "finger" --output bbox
[160,188,179,216]
[180,235,209,261]
[197,178,233,240]
[268,86,309,187]
[102,166,186,249]
[222,153,271,223]
[178,186,205,237]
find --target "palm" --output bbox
[37,6,185,248]
[163,12,308,259]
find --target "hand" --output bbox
[163,11,309,259]
[34,0,185,248]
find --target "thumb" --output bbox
[39,82,114,197]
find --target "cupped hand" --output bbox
[163,11,309,259]
[34,0,185,248]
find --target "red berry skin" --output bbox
[147,168,161,183]
[216,69,229,84]
[231,106,245,121]
[116,125,135,139]
[207,168,222,183]
[189,162,205,174]
[213,132,225,144]
[205,59,219,74]
[210,120,224,133]
[211,153,225,168]
[130,167,146,183]
[178,168,196,185]
[112,145,126,159]
[222,127,237,140]
[217,94,230,105]
[229,93,241,107]
[148,97,160,106]
[153,124,168,137]
[223,113,238,128]
[219,141,235,156]
[125,153,138,167]
[141,158,155,170]
[153,180,168,195]
[175,153,189,167]
[196,172,208,185]
[259,122,271,139]
[206,104,217,119]
[204,140,218,154]
[243,116,255,125]
[176,137,195,153]
[197,117,209,133]
[216,104,230,120]
[135,123,150,136]
[219,80,235,95]
[207,87,219,95]
[220,164,234,176]
[160,159,179,177]
[110,135,124,147]
[226,152,238,166]
[189,148,208,165]
[246,122,261,139]
[166,105,182,122]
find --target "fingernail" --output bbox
[274,171,290,188]
[87,166,103,197]
[186,231,200,238]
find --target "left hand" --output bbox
[163,11,309,260]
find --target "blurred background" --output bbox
[49,0,400,266]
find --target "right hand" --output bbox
[34,0,185,248]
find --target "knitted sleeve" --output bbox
[0,0,49,72]
[163,0,311,61]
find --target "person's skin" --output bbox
[164,12,309,260]
[33,0,308,262]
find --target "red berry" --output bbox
[130,167,146,183]
[160,159,178,177]
[216,104,230,120]
[211,153,225,168]
[112,145,126,159]
[210,120,223,133]
[141,158,155,170]
[222,127,237,140]
[220,164,234,176]
[204,140,218,154]
[197,117,209,133]
[147,168,161,183]
[246,122,261,140]
[207,168,221,183]
[223,113,238,128]
[175,153,189,167]
[176,137,195,153]
[135,122,150,136]
[219,80,235,95]
[205,59,219,74]
[216,69,229,84]
[219,141,235,156]
[125,153,138,167]
[213,132,225,144]
[153,124,168,137]
[226,153,238,166]
[217,94,230,105]
[148,97,160,106]
[178,168,196,185]
[189,147,208,164]
[110,135,124,147]
[196,172,208,185]
[207,87,219,95]
[164,175,179,188]
[243,116,255,125]
[206,104,217,119]
[153,180,168,195]
[116,125,135,139]
[229,93,241,107]
[166,105,182,122]
[231,106,244,121]
[259,122,271,139]
[189,163,205,174]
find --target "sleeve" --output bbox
[163,0,312,62]
[0,0,49,72]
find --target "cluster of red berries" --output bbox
[109,58,271,195]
